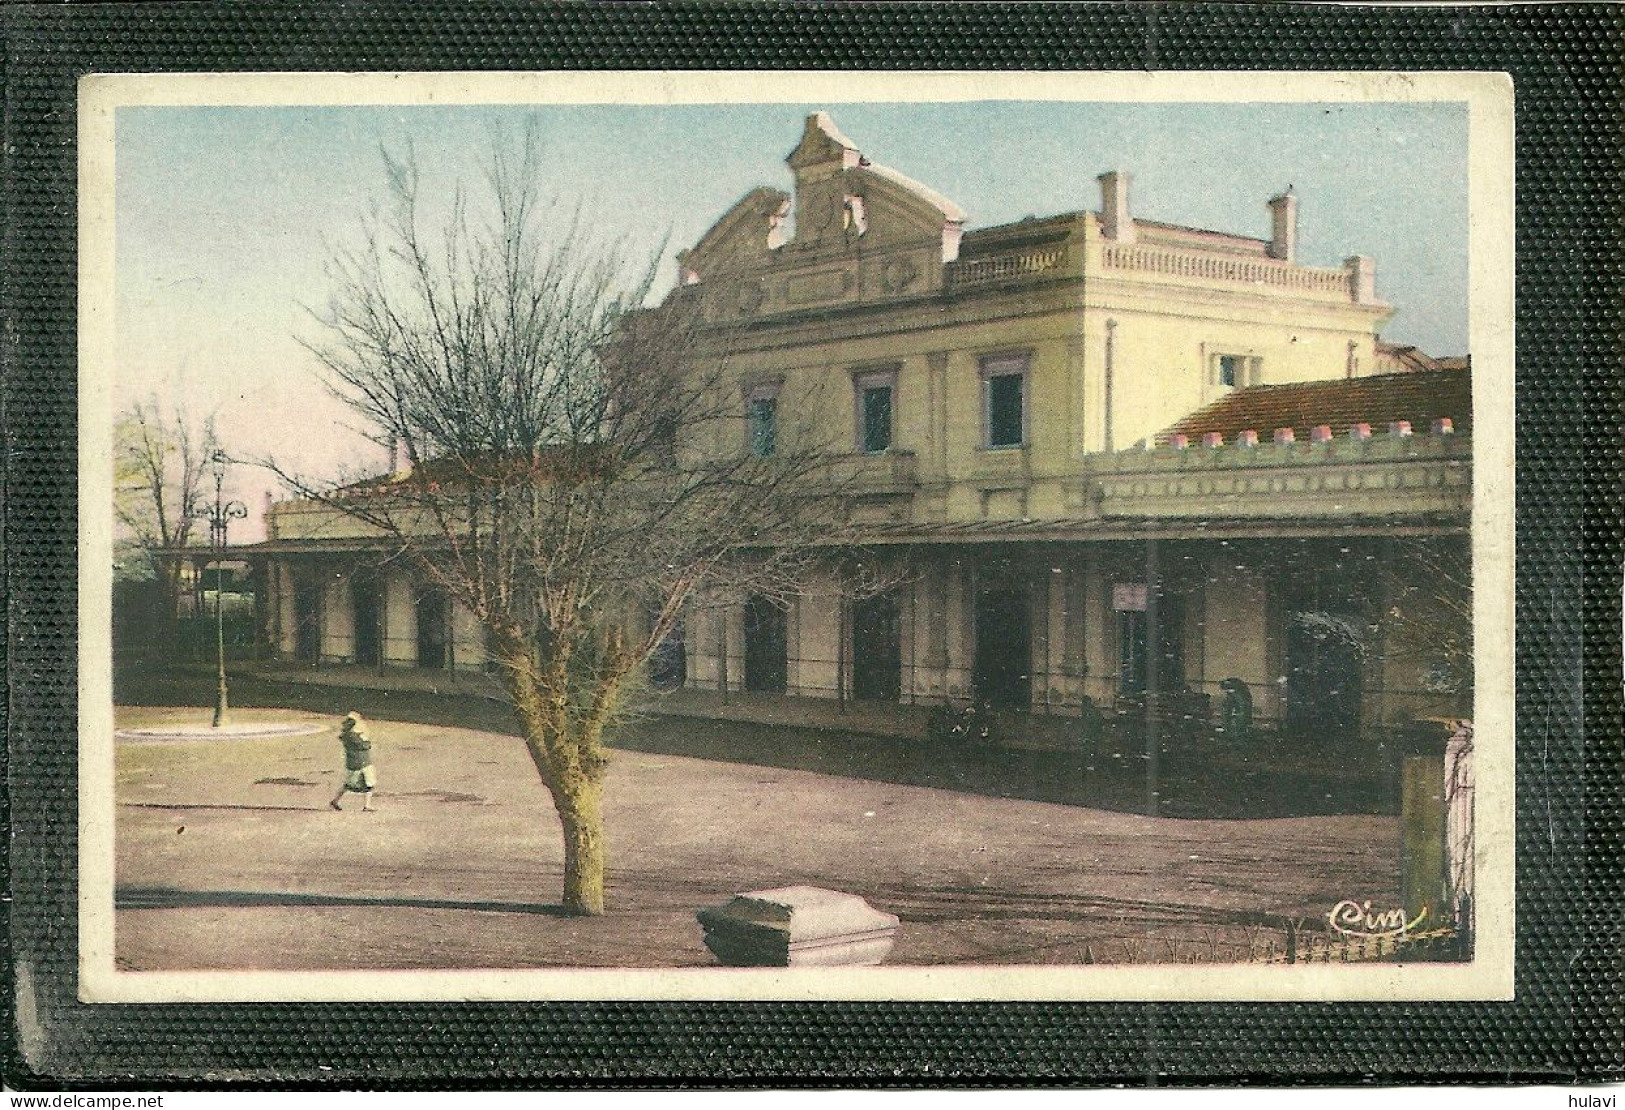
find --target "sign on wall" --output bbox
[1112,582,1148,612]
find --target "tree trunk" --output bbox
[557,779,607,916]
[499,641,611,916]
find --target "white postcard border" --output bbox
[78,69,1516,1003]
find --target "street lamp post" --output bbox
[192,450,248,728]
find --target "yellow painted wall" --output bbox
[382,573,418,665]
[321,575,352,662]
[276,563,297,657]
[452,601,488,672]
[710,232,1388,530]
[1198,560,1274,716]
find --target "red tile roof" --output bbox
[1159,368,1471,444]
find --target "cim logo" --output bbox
[1327,899,1427,938]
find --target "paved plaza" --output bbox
[112,686,1403,971]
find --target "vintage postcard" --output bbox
[78,70,1514,1002]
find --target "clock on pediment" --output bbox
[804,186,843,239]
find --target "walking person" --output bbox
[329,711,377,812]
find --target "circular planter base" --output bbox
[116,722,326,742]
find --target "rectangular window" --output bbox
[1213,353,1259,389]
[1116,596,1186,696]
[746,385,778,458]
[853,368,897,453]
[861,385,892,452]
[981,353,1029,448]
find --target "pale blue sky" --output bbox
[115,100,1468,524]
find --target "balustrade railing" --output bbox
[947,246,1069,289]
[1102,242,1352,296]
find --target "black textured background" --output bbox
[3,1,1620,1088]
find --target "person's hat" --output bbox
[342,712,362,728]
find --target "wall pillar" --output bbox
[1031,555,1053,713]
[1062,555,1086,710]
[1066,336,1087,462]
[383,572,417,665]
[926,351,950,482]
[915,553,950,704]
[1081,558,1114,705]
[321,568,352,665]
[949,556,974,704]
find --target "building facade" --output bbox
[248,113,1472,742]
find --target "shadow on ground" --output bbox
[119,661,1392,820]
[117,885,570,917]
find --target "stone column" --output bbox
[1031,555,1052,713]
[787,594,803,696]
[1062,555,1086,709]
[901,567,918,704]
[923,554,950,684]
[260,559,279,661]
[1081,559,1113,705]
[947,556,972,703]
[376,568,390,673]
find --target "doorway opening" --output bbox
[415,587,450,670]
[742,595,788,693]
[1283,596,1365,739]
[351,577,382,666]
[293,581,321,665]
[1116,596,1186,697]
[650,616,687,690]
[851,593,901,702]
[973,587,1031,709]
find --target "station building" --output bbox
[246,113,1472,741]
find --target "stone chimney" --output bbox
[1267,191,1297,262]
[1098,171,1134,243]
[1346,255,1377,304]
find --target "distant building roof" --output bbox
[1159,368,1472,444]
[1374,342,1472,375]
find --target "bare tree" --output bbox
[1379,535,1473,716]
[114,396,221,619]
[281,133,863,915]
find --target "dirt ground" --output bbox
[111,702,1402,971]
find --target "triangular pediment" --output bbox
[676,186,790,284]
[847,164,966,251]
[672,114,970,312]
